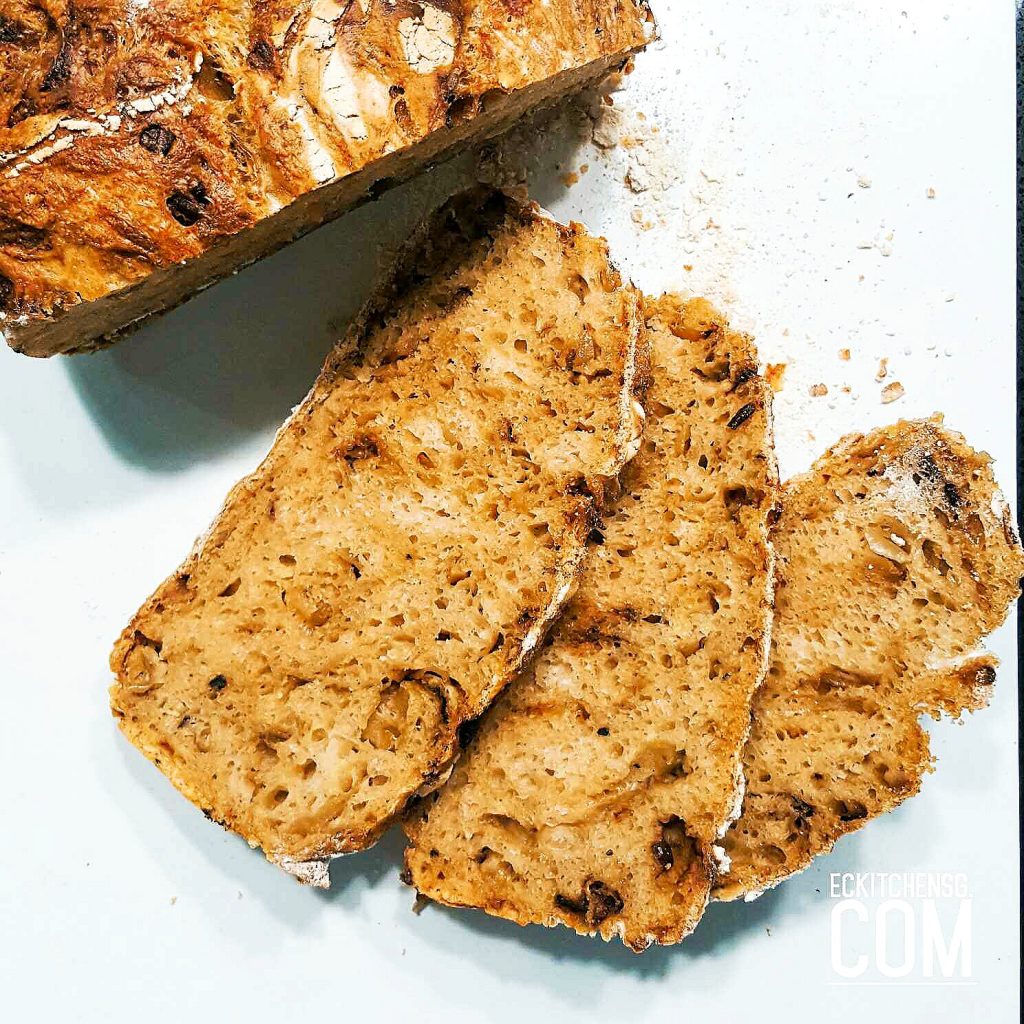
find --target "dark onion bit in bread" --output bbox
[726,402,757,430]
[247,39,275,72]
[650,840,674,871]
[139,124,177,156]
[166,189,205,226]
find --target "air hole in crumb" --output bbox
[922,539,952,576]
[567,273,590,303]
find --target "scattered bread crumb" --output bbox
[766,363,787,393]
[875,358,889,382]
[881,382,905,404]
[591,103,626,148]
[560,171,579,187]
[170,896,177,905]
[683,264,693,273]
[857,176,872,189]
[838,348,851,361]
[927,187,937,199]
[412,893,431,916]
[630,207,654,231]
[810,383,828,397]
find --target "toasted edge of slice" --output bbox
[109,187,648,881]
[403,294,778,949]
[716,417,1024,901]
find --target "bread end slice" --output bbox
[716,417,1023,901]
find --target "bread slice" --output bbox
[0,1,654,357]
[109,188,647,883]
[715,418,1024,900]
[403,295,778,950]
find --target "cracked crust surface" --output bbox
[109,188,647,876]
[404,295,778,950]
[716,418,1024,901]
[0,0,654,355]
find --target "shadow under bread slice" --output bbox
[403,295,779,951]
[715,418,1024,901]
[109,187,648,884]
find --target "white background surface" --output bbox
[0,2,1018,1021]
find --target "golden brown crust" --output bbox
[716,418,1024,900]
[404,295,779,951]
[0,0,654,354]
[108,188,648,874]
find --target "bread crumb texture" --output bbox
[109,189,647,871]
[0,0,653,351]
[405,295,778,951]
[716,418,1024,900]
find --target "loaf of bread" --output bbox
[404,295,778,950]
[109,188,648,884]
[0,1,654,357]
[716,419,1024,900]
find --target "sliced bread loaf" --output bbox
[0,1,655,356]
[716,419,1024,900]
[403,295,778,950]
[109,188,647,883]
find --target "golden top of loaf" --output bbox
[0,0,653,345]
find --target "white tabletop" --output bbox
[0,3,1018,1021]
